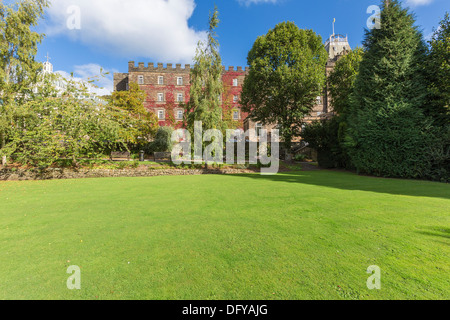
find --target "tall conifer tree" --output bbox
[345,0,436,178]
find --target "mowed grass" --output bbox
[0,171,448,300]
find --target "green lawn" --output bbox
[0,171,448,300]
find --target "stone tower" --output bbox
[324,34,350,60]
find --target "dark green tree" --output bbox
[345,0,441,179]
[426,12,450,124]
[301,118,342,168]
[424,12,450,180]
[240,21,328,152]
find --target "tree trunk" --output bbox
[283,135,293,162]
[0,131,5,149]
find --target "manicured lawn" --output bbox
[0,171,448,299]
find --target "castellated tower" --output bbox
[324,34,350,60]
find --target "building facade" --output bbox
[113,33,350,133]
[114,62,250,129]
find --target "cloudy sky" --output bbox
[30,0,448,94]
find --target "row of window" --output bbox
[156,93,185,102]
[136,75,240,87]
[155,93,240,103]
[157,109,184,120]
[156,109,241,121]
[137,75,184,86]
[138,75,183,86]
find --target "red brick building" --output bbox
[113,33,350,133]
[114,62,249,130]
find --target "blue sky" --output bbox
[32,0,448,94]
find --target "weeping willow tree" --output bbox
[184,6,225,161]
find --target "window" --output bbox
[138,75,144,84]
[316,96,321,104]
[177,93,184,102]
[177,77,183,85]
[157,93,164,102]
[177,110,184,120]
[255,123,262,136]
[126,83,129,91]
[233,95,239,103]
[232,79,238,87]
[158,76,164,85]
[158,110,165,120]
[233,110,239,120]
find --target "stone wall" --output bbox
[0,167,258,181]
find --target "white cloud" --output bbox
[237,0,279,6]
[405,0,434,7]
[55,63,116,96]
[44,0,207,63]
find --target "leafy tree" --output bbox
[0,0,49,148]
[112,82,147,115]
[0,0,160,168]
[148,126,174,153]
[240,21,328,151]
[0,0,48,104]
[111,81,158,143]
[0,69,159,168]
[328,47,364,116]
[184,6,225,140]
[426,12,450,124]
[1,94,136,168]
[345,0,443,179]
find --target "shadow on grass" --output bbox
[233,170,450,200]
[416,227,450,241]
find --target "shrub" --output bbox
[301,118,344,168]
[294,153,307,162]
[146,126,174,153]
